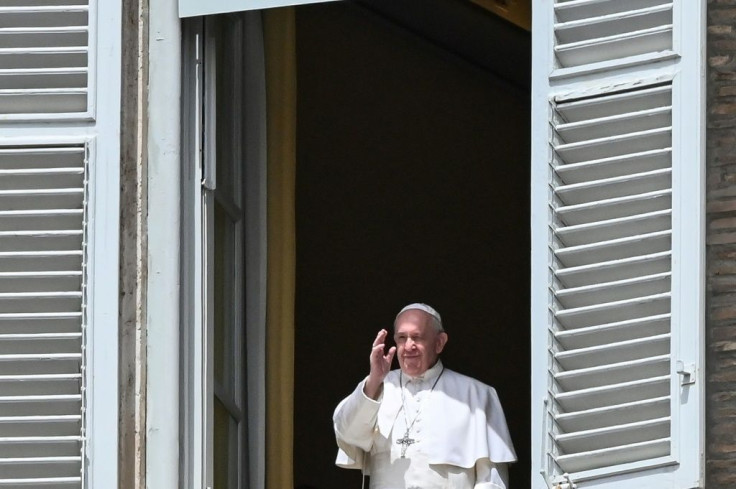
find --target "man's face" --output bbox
[394,310,447,377]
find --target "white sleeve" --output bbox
[333,379,382,452]
[474,459,509,489]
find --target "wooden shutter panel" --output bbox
[0,145,86,488]
[545,83,674,478]
[534,1,705,487]
[0,1,91,120]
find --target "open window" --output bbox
[175,2,707,489]
[180,2,532,489]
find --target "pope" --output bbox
[333,303,517,489]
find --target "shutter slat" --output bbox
[556,25,672,68]
[0,210,82,232]
[0,88,86,95]
[0,6,89,14]
[555,209,671,246]
[0,313,80,319]
[555,168,671,205]
[0,189,83,196]
[0,27,87,34]
[554,375,670,412]
[0,354,82,361]
[0,168,83,176]
[554,127,671,164]
[0,292,81,298]
[0,457,80,464]
[0,436,81,443]
[0,274,81,293]
[555,150,671,183]
[555,84,672,120]
[555,293,670,328]
[0,395,81,403]
[555,416,669,450]
[555,231,671,267]
[556,396,670,432]
[554,333,670,370]
[0,209,82,213]
[0,374,81,380]
[555,190,671,226]
[0,69,87,90]
[0,456,82,484]
[0,477,81,486]
[555,313,670,348]
[555,107,671,143]
[555,272,671,308]
[0,231,82,237]
[555,251,671,288]
[0,47,87,56]
[555,356,670,393]
[554,438,671,474]
[0,334,81,341]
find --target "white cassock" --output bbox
[334,360,517,489]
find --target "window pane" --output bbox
[214,202,234,388]
[213,397,232,489]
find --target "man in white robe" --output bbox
[333,303,517,489]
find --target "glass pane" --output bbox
[213,202,233,387]
[213,397,231,489]
[215,16,238,203]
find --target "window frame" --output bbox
[178,0,338,18]
[180,12,269,489]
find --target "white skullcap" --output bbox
[396,303,443,331]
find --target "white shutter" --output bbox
[0,1,93,120]
[532,1,705,488]
[0,144,86,488]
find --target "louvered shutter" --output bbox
[0,1,92,120]
[0,145,86,488]
[532,1,704,488]
[0,0,118,487]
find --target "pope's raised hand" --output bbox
[364,329,396,400]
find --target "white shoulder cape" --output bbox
[335,368,517,471]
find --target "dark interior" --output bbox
[293,1,531,488]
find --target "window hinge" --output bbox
[677,361,696,386]
[556,474,576,489]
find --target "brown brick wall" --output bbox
[707,1,736,487]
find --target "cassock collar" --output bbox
[403,358,444,384]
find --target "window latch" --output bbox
[676,361,696,386]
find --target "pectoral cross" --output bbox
[396,429,417,458]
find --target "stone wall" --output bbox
[118,0,148,488]
[707,1,736,486]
